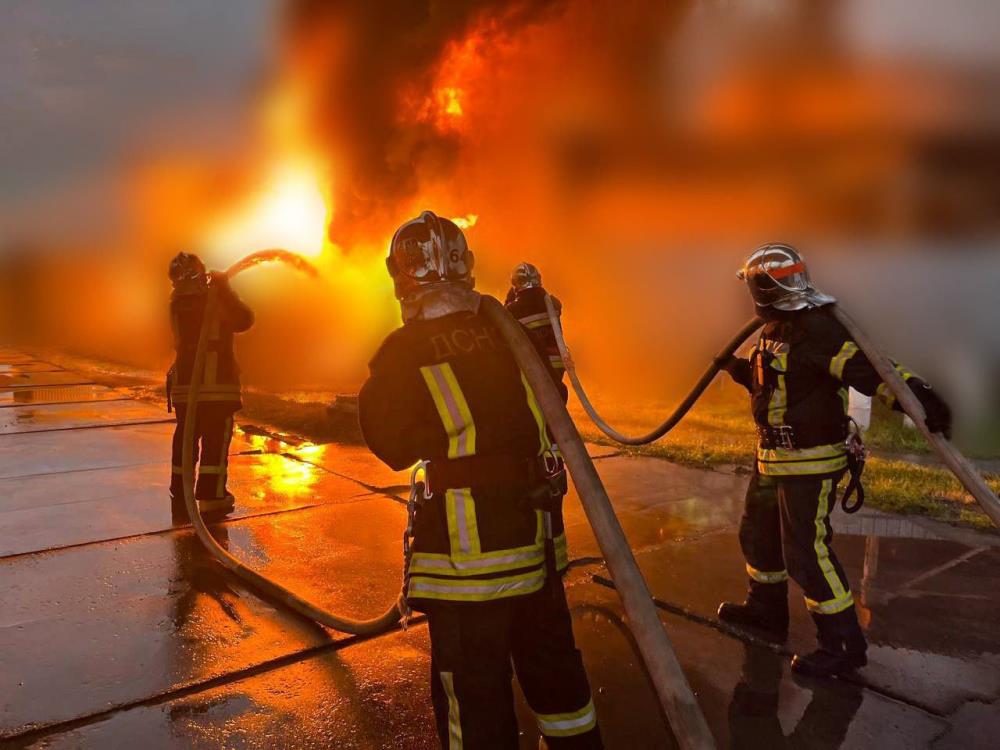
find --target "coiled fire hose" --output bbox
[545,295,1000,529]
[181,252,404,635]
[481,296,716,750]
[545,294,763,446]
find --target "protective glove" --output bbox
[208,271,230,290]
[715,354,752,390]
[914,382,952,440]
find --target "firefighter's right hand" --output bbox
[917,384,952,440]
[208,271,231,289]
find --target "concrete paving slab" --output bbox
[287,442,411,492]
[0,384,128,408]
[0,399,170,434]
[25,580,947,749]
[0,361,63,373]
[561,454,746,562]
[0,454,378,557]
[0,371,95,389]
[0,497,407,739]
[0,422,253,480]
[627,527,1000,717]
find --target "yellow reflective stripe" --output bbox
[757,440,848,475]
[520,372,551,455]
[439,672,463,750]
[805,590,855,615]
[829,341,859,380]
[876,364,915,408]
[746,564,788,584]
[171,465,184,475]
[813,478,850,603]
[549,356,565,369]
[407,569,546,602]
[757,455,848,476]
[409,545,545,577]
[198,465,224,474]
[217,416,234,497]
[535,698,597,738]
[525,319,551,330]
[445,488,481,556]
[838,387,849,414]
[554,533,569,571]
[519,312,550,328]
[766,352,788,426]
[421,364,476,458]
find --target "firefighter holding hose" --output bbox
[359,212,601,748]
[167,252,254,523]
[718,243,952,678]
[505,262,567,384]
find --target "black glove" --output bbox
[915,382,952,439]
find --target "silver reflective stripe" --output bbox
[536,699,597,737]
[453,488,471,553]
[409,571,544,598]
[412,548,543,572]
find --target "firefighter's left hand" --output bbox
[918,384,952,439]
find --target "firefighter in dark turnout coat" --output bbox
[359,213,601,749]
[505,262,566,383]
[719,244,952,677]
[167,252,254,522]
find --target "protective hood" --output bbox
[401,282,481,323]
[772,288,837,312]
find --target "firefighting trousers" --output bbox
[169,403,238,501]
[738,470,857,619]
[426,578,602,750]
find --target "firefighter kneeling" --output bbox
[718,244,952,678]
[359,212,602,748]
[167,252,254,523]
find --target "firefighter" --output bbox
[167,252,254,523]
[504,263,567,384]
[358,212,601,749]
[717,243,951,678]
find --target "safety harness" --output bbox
[399,452,568,624]
[841,420,867,514]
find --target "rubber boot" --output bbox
[792,607,868,678]
[197,493,236,518]
[718,580,790,642]
[170,493,190,526]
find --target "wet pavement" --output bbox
[1,350,998,748]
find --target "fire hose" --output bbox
[182,271,717,747]
[181,252,404,635]
[480,296,717,750]
[545,295,1000,529]
[545,294,764,446]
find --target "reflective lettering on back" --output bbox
[431,326,499,362]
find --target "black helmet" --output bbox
[386,211,474,300]
[737,243,833,311]
[511,262,542,292]
[168,252,207,288]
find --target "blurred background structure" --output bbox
[1,0,998,445]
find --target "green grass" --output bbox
[569,390,999,531]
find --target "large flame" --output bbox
[202,160,330,268]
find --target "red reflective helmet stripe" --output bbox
[768,262,805,279]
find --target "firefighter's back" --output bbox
[360,307,556,608]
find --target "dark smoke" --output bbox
[279,0,572,243]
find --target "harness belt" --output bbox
[756,422,847,451]
[425,453,567,509]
